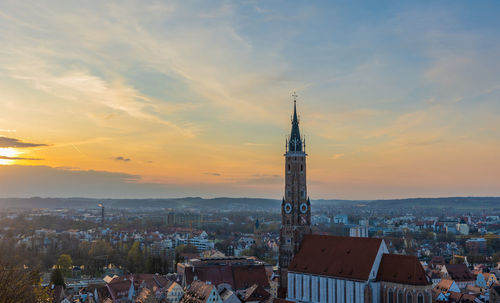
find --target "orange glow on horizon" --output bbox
[0,148,21,165]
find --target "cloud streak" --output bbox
[0,136,47,148]
[114,156,131,162]
[0,155,42,160]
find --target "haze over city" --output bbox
[1,1,500,199]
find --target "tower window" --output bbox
[300,164,303,171]
[288,164,290,171]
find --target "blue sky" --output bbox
[0,1,499,199]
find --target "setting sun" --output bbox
[0,147,21,165]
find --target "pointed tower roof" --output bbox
[288,96,303,152]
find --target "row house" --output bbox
[440,265,475,289]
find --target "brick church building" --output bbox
[278,97,433,303]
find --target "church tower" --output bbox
[278,94,311,294]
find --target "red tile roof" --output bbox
[288,235,383,281]
[444,264,475,282]
[243,284,271,302]
[181,281,216,303]
[448,291,477,302]
[233,265,270,290]
[434,279,455,293]
[430,256,445,267]
[377,254,431,285]
[184,265,234,287]
[106,280,132,300]
[183,264,269,290]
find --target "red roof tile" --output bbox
[233,265,270,290]
[184,264,269,290]
[181,281,216,303]
[377,254,431,285]
[444,264,475,282]
[243,284,271,302]
[288,235,383,281]
[184,265,234,287]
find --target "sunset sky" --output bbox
[1,1,500,199]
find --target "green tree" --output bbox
[0,261,52,303]
[127,242,144,273]
[50,268,65,287]
[56,254,72,277]
[89,240,113,257]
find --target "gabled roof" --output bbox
[233,265,270,290]
[219,288,235,301]
[444,264,474,282]
[184,265,234,287]
[288,235,384,281]
[430,256,446,267]
[106,280,132,300]
[183,264,269,290]
[434,279,458,294]
[109,273,169,290]
[243,284,271,303]
[448,291,477,302]
[181,281,215,303]
[377,254,431,285]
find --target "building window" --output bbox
[407,292,412,303]
[288,164,291,171]
[417,293,424,303]
[300,164,303,171]
[388,289,394,303]
[397,290,403,303]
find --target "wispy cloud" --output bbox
[114,156,131,162]
[0,155,42,160]
[0,136,47,148]
[204,172,221,176]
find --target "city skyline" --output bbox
[1,1,500,199]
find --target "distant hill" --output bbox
[367,197,500,210]
[0,197,281,210]
[0,196,498,211]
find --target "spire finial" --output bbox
[292,91,298,104]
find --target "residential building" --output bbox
[333,215,348,224]
[181,280,223,303]
[177,257,270,295]
[440,264,475,289]
[465,238,487,255]
[349,226,368,238]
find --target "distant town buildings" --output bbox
[349,226,368,238]
[465,238,487,255]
